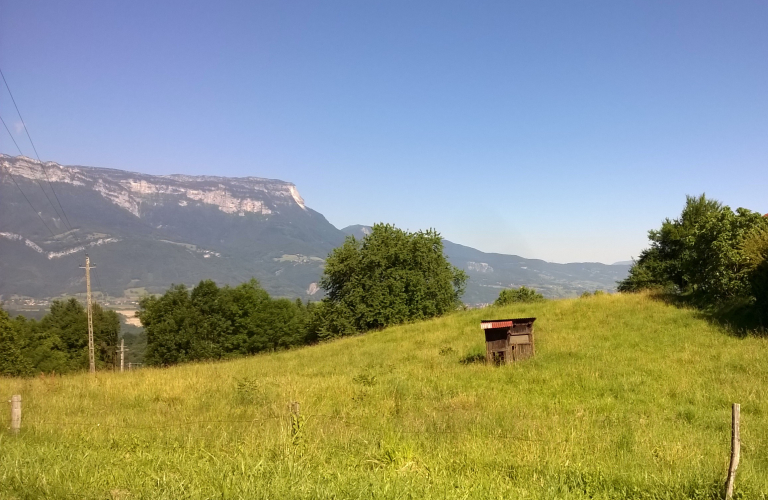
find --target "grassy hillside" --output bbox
[2,293,767,499]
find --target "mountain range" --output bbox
[1,155,630,306]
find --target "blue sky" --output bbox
[1,1,766,263]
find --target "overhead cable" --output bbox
[0,114,57,237]
[0,108,68,226]
[0,66,74,230]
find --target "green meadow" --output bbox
[2,293,767,499]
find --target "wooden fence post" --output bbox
[725,403,740,499]
[10,395,21,434]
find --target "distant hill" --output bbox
[341,226,630,304]
[1,155,629,305]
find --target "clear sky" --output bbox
[1,1,766,263]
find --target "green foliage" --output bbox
[318,223,467,336]
[742,227,768,321]
[619,194,768,307]
[139,279,315,366]
[0,308,32,377]
[494,286,545,305]
[0,299,119,376]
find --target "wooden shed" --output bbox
[480,318,536,364]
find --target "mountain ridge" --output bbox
[1,155,629,306]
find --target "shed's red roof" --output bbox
[480,317,536,330]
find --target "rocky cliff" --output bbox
[0,155,344,300]
[3,155,306,218]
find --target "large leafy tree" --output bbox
[619,195,722,293]
[619,194,768,304]
[318,223,467,335]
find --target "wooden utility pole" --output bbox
[80,255,95,374]
[118,338,128,372]
[725,403,741,499]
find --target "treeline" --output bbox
[619,194,768,322]
[2,224,468,373]
[139,224,467,367]
[137,279,319,366]
[0,299,120,376]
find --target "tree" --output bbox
[92,303,120,370]
[0,308,32,377]
[38,298,120,371]
[138,284,197,366]
[742,227,768,322]
[0,298,119,376]
[139,279,313,366]
[618,194,768,303]
[618,194,723,293]
[318,223,467,335]
[689,207,767,301]
[495,286,545,306]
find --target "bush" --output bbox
[494,286,545,306]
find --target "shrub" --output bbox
[494,286,545,306]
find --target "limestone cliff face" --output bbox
[1,155,307,218]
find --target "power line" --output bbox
[0,68,115,314]
[1,113,57,237]
[91,263,107,302]
[0,111,68,226]
[0,111,24,154]
[0,66,74,231]
[0,158,57,238]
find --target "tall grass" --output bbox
[2,293,767,499]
